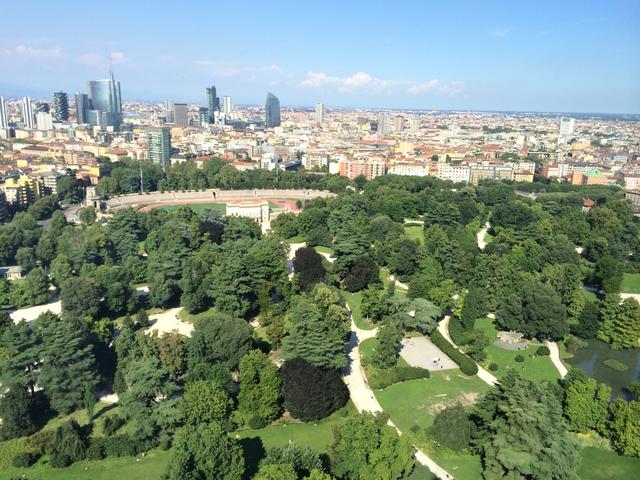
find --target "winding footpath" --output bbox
[476,222,491,251]
[343,314,454,479]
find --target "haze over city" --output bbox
[1,0,639,113]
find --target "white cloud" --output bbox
[76,52,127,69]
[110,52,125,64]
[438,81,465,97]
[407,79,439,95]
[0,44,64,59]
[488,27,511,37]
[300,71,394,92]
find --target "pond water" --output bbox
[566,339,640,400]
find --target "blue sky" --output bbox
[1,0,638,113]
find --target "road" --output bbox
[477,222,491,250]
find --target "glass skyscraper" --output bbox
[87,70,122,128]
[147,126,172,170]
[206,86,216,123]
[75,93,89,124]
[265,92,281,128]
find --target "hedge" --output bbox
[430,329,478,376]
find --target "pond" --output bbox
[566,338,640,400]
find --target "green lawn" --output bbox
[475,318,560,383]
[0,449,171,480]
[178,305,219,323]
[314,245,334,255]
[344,290,373,330]
[621,273,640,294]
[161,202,226,214]
[379,267,407,297]
[374,372,490,480]
[404,225,424,244]
[577,446,640,480]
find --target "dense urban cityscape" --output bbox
[0,1,639,480]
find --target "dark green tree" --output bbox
[430,403,472,452]
[372,323,401,369]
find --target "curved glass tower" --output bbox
[87,69,122,128]
[265,92,281,128]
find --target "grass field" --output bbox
[360,337,428,389]
[178,305,219,323]
[161,202,226,214]
[404,225,424,244]
[375,372,490,479]
[314,245,334,255]
[475,318,560,383]
[577,447,640,480]
[621,273,640,294]
[344,290,374,330]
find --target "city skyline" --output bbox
[0,1,638,114]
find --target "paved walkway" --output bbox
[437,316,498,386]
[9,300,62,324]
[147,307,194,337]
[544,340,568,378]
[400,337,457,370]
[343,310,453,479]
[477,222,490,250]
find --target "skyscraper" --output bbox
[75,93,89,124]
[0,97,8,129]
[165,99,174,123]
[21,97,34,128]
[558,117,575,144]
[223,96,232,116]
[52,91,69,121]
[315,101,325,123]
[35,102,50,113]
[87,69,122,128]
[172,103,189,126]
[147,126,171,170]
[36,112,53,130]
[265,92,281,128]
[205,86,217,123]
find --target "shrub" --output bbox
[103,434,139,457]
[102,415,125,436]
[49,420,87,468]
[248,416,267,430]
[430,329,478,376]
[368,366,430,390]
[536,345,550,356]
[488,363,499,372]
[86,439,106,460]
[12,452,36,468]
[514,354,525,363]
[28,429,54,455]
[429,403,472,452]
[0,438,29,469]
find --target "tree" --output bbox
[254,464,297,480]
[372,323,401,369]
[78,207,97,226]
[472,371,579,479]
[293,247,326,292]
[187,313,253,373]
[270,212,299,239]
[361,285,384,322]
[330,412,414,480]
[593,255,623,295]
[280,358,348,421]
[49,420,87,468]
[23,266,51,306]
[180,380,233,426]
[260,442,324,478]
[410,298,441,334]
[564,377,611,433]
[237,350,282,425]
[0,384,37,440]
[599,297,640,349]
[608,399,640,456]
[165,422,245,480]
[83,383,96,420]
[60,276,101,320]
[430,403,472,452]
[16,247,36,272]
[157,331,188,378]
[342,255,380,293]
[460,285,488,330]
[573,299,600,339]
[0,320,39,395]
[282,298,347,369]
[35,313,98,414]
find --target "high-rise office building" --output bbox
[222,96,232,116]
[165,99,174,123]
[314,101,325,123]
[205,86,217,123]
[52,91,69,121]
[377,112,392,135]
[558,117,575,144]
[0,97,8,129]
[36,112,53,130]
[147,126,171,170]
[35,102,50,113]
[87,69,122,128]
[198,107,209,126]
[265,92,281,128]
[21,97,34,128]
[172,103,189,126]
[75,93,89,124]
